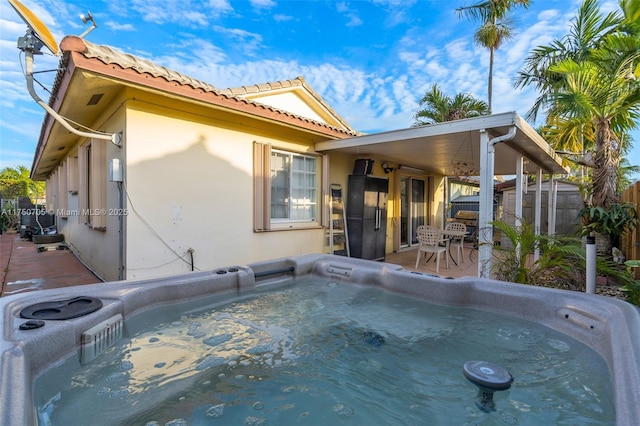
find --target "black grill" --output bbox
[451,211,478,245]
[453,210,478,228]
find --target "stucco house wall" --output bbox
[34,36,447,281]
[123,94,335,279]
[45,99,127,282]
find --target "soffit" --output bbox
[315,112,568,176]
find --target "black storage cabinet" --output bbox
[346,175,389,261]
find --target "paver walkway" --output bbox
[0,232,101,297]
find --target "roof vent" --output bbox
[87,93,104,106]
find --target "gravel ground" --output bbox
[596,285,628,301]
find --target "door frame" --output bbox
[394,172,429,251]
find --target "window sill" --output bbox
[255,224,323,232]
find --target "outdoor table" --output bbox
[439,228,468,266]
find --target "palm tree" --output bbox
[514,0,623,122]
[0,165,44,201]
[413,84,488,126]
[548,36,640,208]
[456,0,531,114]
[516,0,640,208]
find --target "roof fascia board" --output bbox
[497,114,566,174]
[511,113,568,174]
[315,112,518,151]
[68,51,352,140]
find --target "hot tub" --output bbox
[1,254,639,425]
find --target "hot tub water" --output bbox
[35,277,615,425]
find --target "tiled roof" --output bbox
[219,77,305,97]
[56,36,358,138]
[82,41,219,94]
[219,76,356,133]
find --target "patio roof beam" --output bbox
[515,156,525,262]
[534,169,543,261]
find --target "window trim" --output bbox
[58,161,68,218]
[254,142,326,232]
[67,156,78,194]
[78,140,107,230]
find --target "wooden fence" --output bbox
[621,180,640,278]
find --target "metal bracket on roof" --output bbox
[11,0,118,145]
[79,12,98,39]
[23,51,117,143]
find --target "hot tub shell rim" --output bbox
[1,253,638,425]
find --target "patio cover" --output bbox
[315,111,569,278]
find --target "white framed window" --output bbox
[254,142,323,231]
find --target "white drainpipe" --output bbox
[478,126,517,279]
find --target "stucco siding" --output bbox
[123,98,327,279]
[247,92,326,124]
[53,109,126,281]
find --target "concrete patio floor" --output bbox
[0,231,101,297]
[385,246,480,278]
[1,228,479,298]
[1,230,628,302]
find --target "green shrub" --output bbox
[491,217,638,306]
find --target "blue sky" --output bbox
[1,0,638,180]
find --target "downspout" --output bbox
[478,126,517,279]
[489,127,517,153]
[117,181,125,280]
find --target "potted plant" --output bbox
[578,202,639,256]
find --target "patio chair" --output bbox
[445,222,467,264]
[415,225,449,273]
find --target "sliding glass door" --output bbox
[400,176,426,247]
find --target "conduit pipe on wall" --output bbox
[24,51,120,145]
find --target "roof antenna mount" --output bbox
[79,11,97,39]
[9,0,120,145]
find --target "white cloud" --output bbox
[105,21,135,32]
[423,59,449,80]
[207,0,233,12]
[211,25,263,56]
[273,14,294,22]
[335,2,363,27]
[250,0,276,9]
[115,0,233,26]
[444,39,475,63]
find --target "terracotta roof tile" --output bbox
[82,42,221,94]
[219,77,303,96]
[219,76,356,133]
[57,36,357,137]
